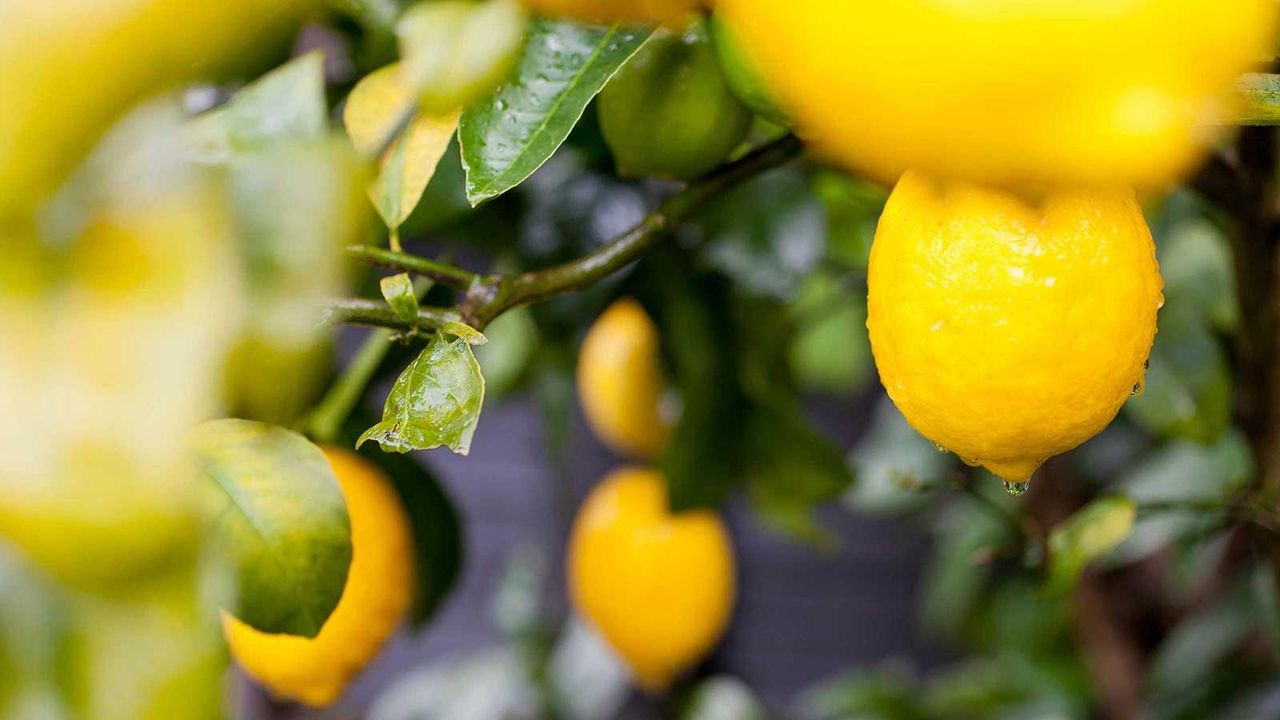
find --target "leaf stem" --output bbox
[303,328,395,444]
[348,245,480,289]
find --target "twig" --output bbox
[326,134,803,333]
[347,245,481,290]
[324,297,461,332]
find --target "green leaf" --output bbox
[743,402,851,548]
[381,272,420,323]
[789,271,873,396]
[684,676,770,720]
[459,20,652,205]
[190,419,352,638]
[798,663,927,720]
[186,52,327,161]
[1149,577,1257,716]
[659,275,750,511]
[358,333,486,454]
[1124,305,1232,443]
[1045,495,1135,594]
[342,408,463,626]
[845,398,952,515]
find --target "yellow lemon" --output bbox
[718,0,1277,191]
[222,447,413,707]
[520,0,702,26]
[568,467,735,690]
[577,298,670,459]
[866,172,1163,486]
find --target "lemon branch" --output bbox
[329,134,802,333]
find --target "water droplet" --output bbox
[961,457,981,468]
[1143,358,1150,370]
[934,442,949,454]
[1131,375,1145,397]
[1003,480,1028,497]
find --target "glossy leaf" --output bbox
[459,20,652,205]
[1045,495,1135,594]
[190,419,352,638]
[358,333,486,454]
[186,52,326,161]
[381,272,420,323]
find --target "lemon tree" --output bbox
[7,1,1280,718]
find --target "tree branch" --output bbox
[328,134,803,333]
[324,297,461,332]
[347,245,481,290]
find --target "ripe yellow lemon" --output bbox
[718,0,1277,190]
[569,468,735,690]
[222,447,413,707]
[520,0,702,26]
[866,172,1163,486]
[577,298,670,459]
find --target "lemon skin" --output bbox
[866,172,1164,484]
[568,467,735,690]
[718,0,1278,191]
[222,447,414,708]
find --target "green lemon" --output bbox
[599,21,753,180]
[708,14,789,126]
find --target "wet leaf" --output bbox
[1045,495,1135,594]
[190,419,351,637]
[381,272,420,323]
[358,333,486,454]
[459,20,652,205]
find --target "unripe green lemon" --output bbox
[599,22,752,181]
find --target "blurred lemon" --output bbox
[577,298,670,458]
[222,447,414,708]
[867,172,1163,486]
[0,0,315,219]
[521,0,703,26]
[718,0,1277,190]
[568,467,735,690]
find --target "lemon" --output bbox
[718,0,1277,191]
[222,447,414,707]
[577,298,670,458]
[568,467,735,690]
[520,0,702,26]
[599,21,752,180]
[866,172,1164,486]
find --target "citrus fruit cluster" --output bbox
[573,298,736,690]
